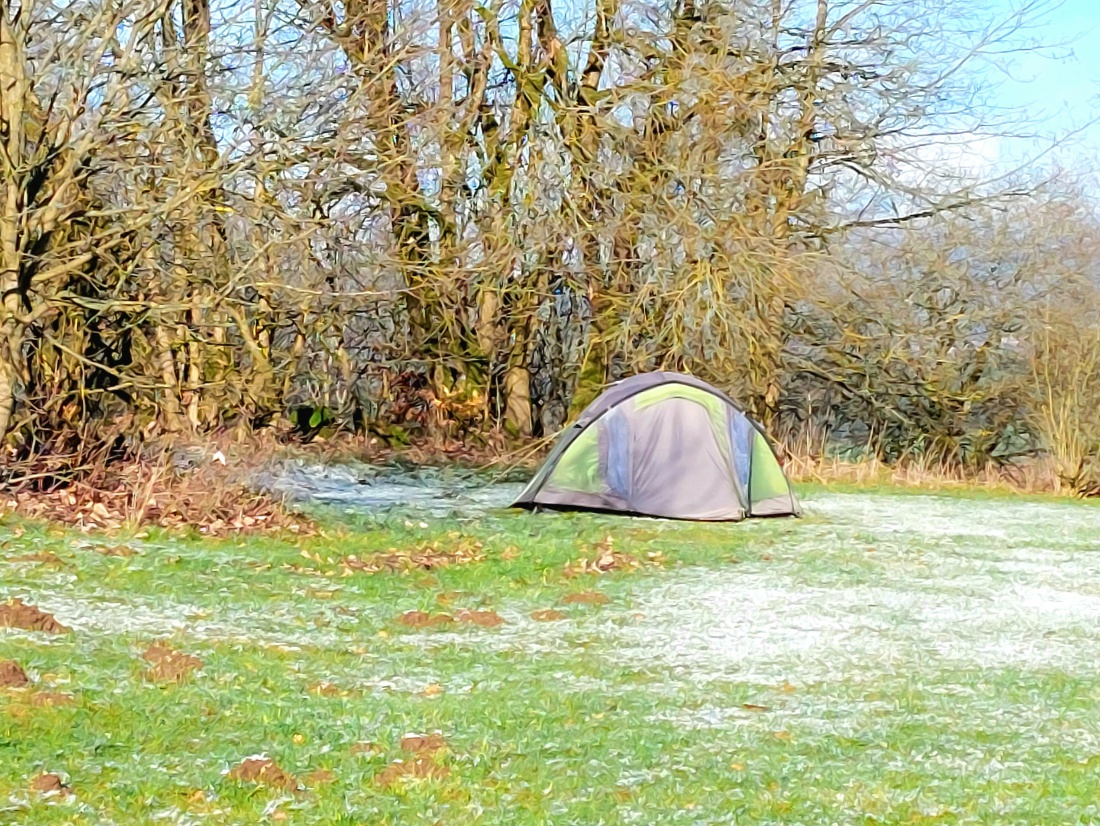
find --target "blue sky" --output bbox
[987,0,1100,170]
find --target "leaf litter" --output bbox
[30,773,71,797]
[531,609,568,621]
[0,660,29,687]
[227,756,300,792]
[0,599,71,633]
[303,534,486,577]
[562,591,611,606]
[142,644,203,683]
[564,535,666,577]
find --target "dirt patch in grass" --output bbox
[143,644,203,683]
[227,757,300,792]
[456,609,505,628]
[398,610,454,628]
[400,732,448,755]
[562,591,611,606]
[30,773,71,797]
[0,660,28,687]
[0,599,71,633]
[375,757,450,787]
[531,609,567,622]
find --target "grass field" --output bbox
[2,484,1100,824]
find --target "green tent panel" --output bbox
[514,372,799,521]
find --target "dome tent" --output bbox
[513,372,799,521]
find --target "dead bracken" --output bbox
[0,599,70,633]
[0,659,29,687]
[143,644,203,683]
[227,757,300,792]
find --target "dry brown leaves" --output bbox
[327,534,486,576]
[562,591,611,606]
[0,660,28,687]
[308,680,352,697]
[0,599,70,633]
[28,691,76,707]
[531,609,567,621]
[2,454,315,537]
[369,732,453,788]
[142,644,203,683]
[227,757,300,792]
[375,757,450,787]
[30,773,71,797]
[564,535,666,577]
[10,551,64,566]
[306,768,335,786]
[455,609,505,628]
[398,610,454,628]
[400,732,448,755]
[93,544,137,558]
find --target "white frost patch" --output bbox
[611,567,1100,686]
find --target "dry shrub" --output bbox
[1029,314,1100,495]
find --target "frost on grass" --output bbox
[606,494,1100,685]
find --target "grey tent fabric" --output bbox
[513,372,799,521]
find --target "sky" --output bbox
[983,0,1100,174]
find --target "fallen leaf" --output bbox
[531,609,567,622]
[400,732,448,755]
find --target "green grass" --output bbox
[1,489,1100,824]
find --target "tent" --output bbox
[513,372,800,521]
